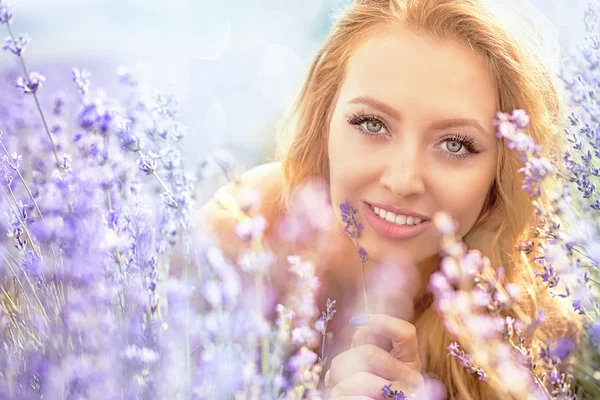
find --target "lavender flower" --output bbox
[340,199,362,238]
[71,67,91,96]
[381,383,407,400]
[3,33,29,55]
[16,72,45,94]
[0,1,12,24]
[340,199,369,313]
[316,298,336,367]
[494,110,554,198]
[138,150,159,174]
[358,246,368,263]
[447,342,487,381]
[430,211,551,397]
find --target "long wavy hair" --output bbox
[275,0,581,398]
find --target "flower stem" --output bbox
[1,185,40,257]
[182,234,191,388]
[352,237,368,314]
[507,338,553,400]
[151,170,179,209]
[320,319,328,366]
[6,24,62,171]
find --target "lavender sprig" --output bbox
[0,1,12,24]
[316,298,336,368]
[430,211,556,398]
[447,342,487,381]
[1,7,61,170]
[340,199,369,313]
[381,383,407,400]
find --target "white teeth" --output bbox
[371,205,424,226]
[395,215,407,224]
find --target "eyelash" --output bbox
[346,110,481,161]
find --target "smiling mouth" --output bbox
[366,203,427,226]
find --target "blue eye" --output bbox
[347,110,389,138]
[346,110,481,161]
[438,135,480,161]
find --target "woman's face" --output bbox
[328,27,499,267]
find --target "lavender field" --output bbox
[0,0,599,399]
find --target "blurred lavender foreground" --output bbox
[1,0,600,399]
[0,0,331,398]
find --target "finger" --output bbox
[328,344,422,390]
[350,314,421,369]
[350,327,382,349]
[351,328,392,352]
[331,371,410,399]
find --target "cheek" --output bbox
[438,170,495,234]
[328,123,364,185]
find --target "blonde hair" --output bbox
[275,0,582,398]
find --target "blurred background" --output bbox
[0,0,592,169]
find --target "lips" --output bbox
[365,201,430,221]
[363,202,431,240]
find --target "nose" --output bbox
[379,147,426,198]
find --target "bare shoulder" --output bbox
[202,161,284,218]
[196,161,285,258]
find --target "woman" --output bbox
[199,0,581,398]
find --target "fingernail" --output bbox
[324,370,331,387]
[349,315,371,326]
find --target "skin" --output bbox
[325,26,499,397]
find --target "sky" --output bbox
[1,0,593,167]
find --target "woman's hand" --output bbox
[324,314,424,399]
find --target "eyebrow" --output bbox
[347,95,490,136]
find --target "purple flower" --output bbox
[117,119,141,152]
[16,72,45,94]
[447,342,487,381]
[340,199,362,239]
[572,299,585,315]
[510,109,530,129]
[160,191,179,209]
[2,150,22,170]
[549,338,576,361]
[358,246,368,263]
[137,151,159,174]
[381,383,406,400]
[3,33,30,56]
[0,2,12,24]
[72,67,91,96]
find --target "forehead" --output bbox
[340,27,499,126]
